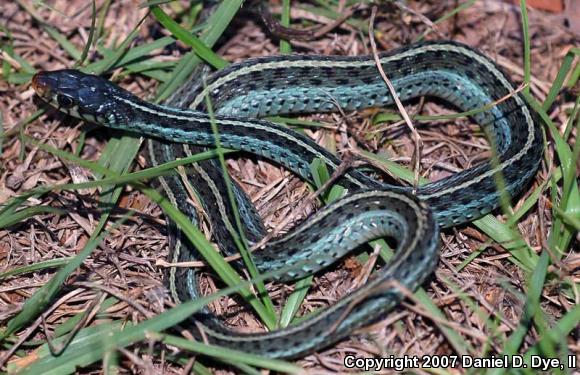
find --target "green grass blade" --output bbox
[502,251,549,355]
[14,305,302,374]
[542,48,578,111]
[0,26,35,75]
[90,36,176,73]
[523,92,577,256]
[0,257,74,280]
[519,0,531,96]
[278,277,312,327]
[507,180,547,225]
[25,134,232,188]
[523,304,580,361]
[566,57,580,88]
[88,135,141,239]
[156,0,243,101]
[11,253,309,374]
[203,83,277,325]
[0,206,67,229]
[141,185,276,328]
[157,334,301,373]
[98,15,149,74]
[43,25,83,61]
[0,214,132,340]
[76,0,97,66]
[279,0,292,54]
[150,5,228,69]
[7,321,123,374]
[6,135,277,330]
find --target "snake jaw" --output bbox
[31,70,120,121]
[32,72,56,102]
[31,70,144,126]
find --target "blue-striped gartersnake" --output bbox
[32,41,543,358]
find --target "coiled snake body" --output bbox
[32,41,543,358]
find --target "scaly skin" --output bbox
[32,41,542,358]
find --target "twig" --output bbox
[392,1,446,39]
[260,2,362,41]
[369,6,423,192]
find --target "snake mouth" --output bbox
[32,72,56,99]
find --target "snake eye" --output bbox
[56,94,75,109]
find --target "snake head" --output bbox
[32,70,130,123]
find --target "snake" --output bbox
[31,40,543,359]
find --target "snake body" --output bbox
[32,41,542,358]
